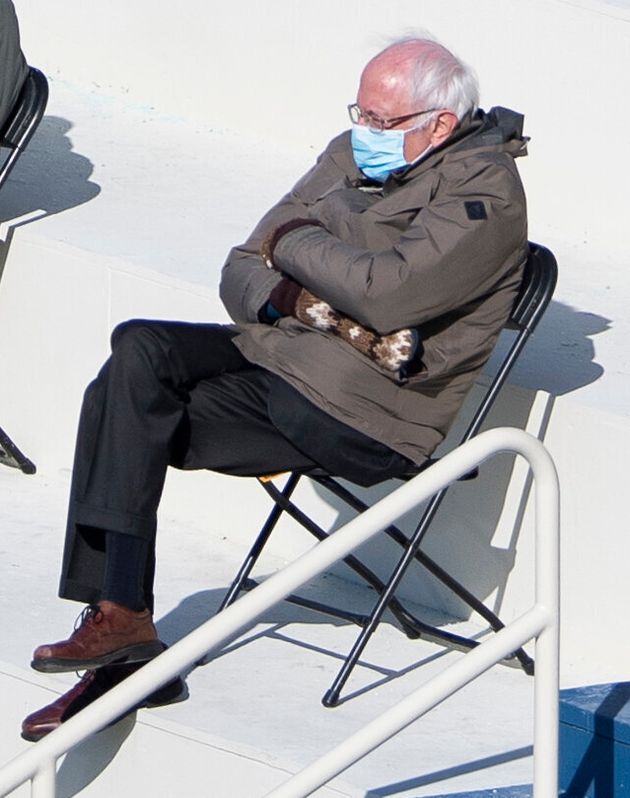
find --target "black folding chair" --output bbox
[219,241,557,706]
[0,66,48,190]
[0,66,49,474]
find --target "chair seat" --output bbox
[261,458,478,483]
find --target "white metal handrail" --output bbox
[0,427,559,798]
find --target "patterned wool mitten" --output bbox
[294,289,416,373]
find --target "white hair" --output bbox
[380,36,480,124]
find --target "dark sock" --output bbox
[102,530,149,612]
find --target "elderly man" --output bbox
[22,36,528,739]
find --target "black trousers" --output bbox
[59,321,412,610]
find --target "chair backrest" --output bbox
[508,241,558,334]
[459,240,558,445]
[0,66,49,190]
[373,241,558,573]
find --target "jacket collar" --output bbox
[384,106,528,187]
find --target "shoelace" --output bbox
[73,669,96,683]
[73,604,103,633]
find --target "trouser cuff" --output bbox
[73,502,156,540]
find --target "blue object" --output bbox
[263,302,282,321]
[419,787,534,797]
[560,682,630,797]
[350,123,410,182]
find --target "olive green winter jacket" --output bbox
[220,107,528,464]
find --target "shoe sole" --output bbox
[30,640,165,674]
[21,728,49,743]
[144,676,188,707]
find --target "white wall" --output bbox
[12,0,630,414]
[13,0,630,265]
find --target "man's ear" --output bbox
[429,111,459,147]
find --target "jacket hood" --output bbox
[390,105,528,185]
[457,106,528,154]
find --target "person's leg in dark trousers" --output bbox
[24,320,322,735]
[26,318,415,736]
[59,319,318,607]
[66,321,253,552]
[56,322,242,616]
[32,320,319,674]
[34,317,411,675]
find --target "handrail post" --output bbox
[31,760,56,798]
[531,436,560,798]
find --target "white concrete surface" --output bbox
[1,0,629,794]
[2,660,357,798]
[0,465,538,797]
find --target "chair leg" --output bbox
[258,478,424,638]
[238,472,533,706]
[0,426,36,474]
[410,549,534,674]
[315,479,533,707]
[196,475,303,667]
[218,473,302,612]
[316,475,534,673]
[321,491,450,706]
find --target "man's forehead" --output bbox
[359,40,442,92]
[357,61,412,114]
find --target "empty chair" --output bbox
[0,65,49,474]
[0,65,48,191]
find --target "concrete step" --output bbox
[0,466,538,798]
[1,663,357,798]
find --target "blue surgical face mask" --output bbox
[351,124,409,183]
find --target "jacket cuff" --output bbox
[261,218,325,269]
[267,275,303,316]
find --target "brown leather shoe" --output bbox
[31,601,163,673]
[22,659,187,742]
[22,671,98,742]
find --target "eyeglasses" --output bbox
[347,103,438,132]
